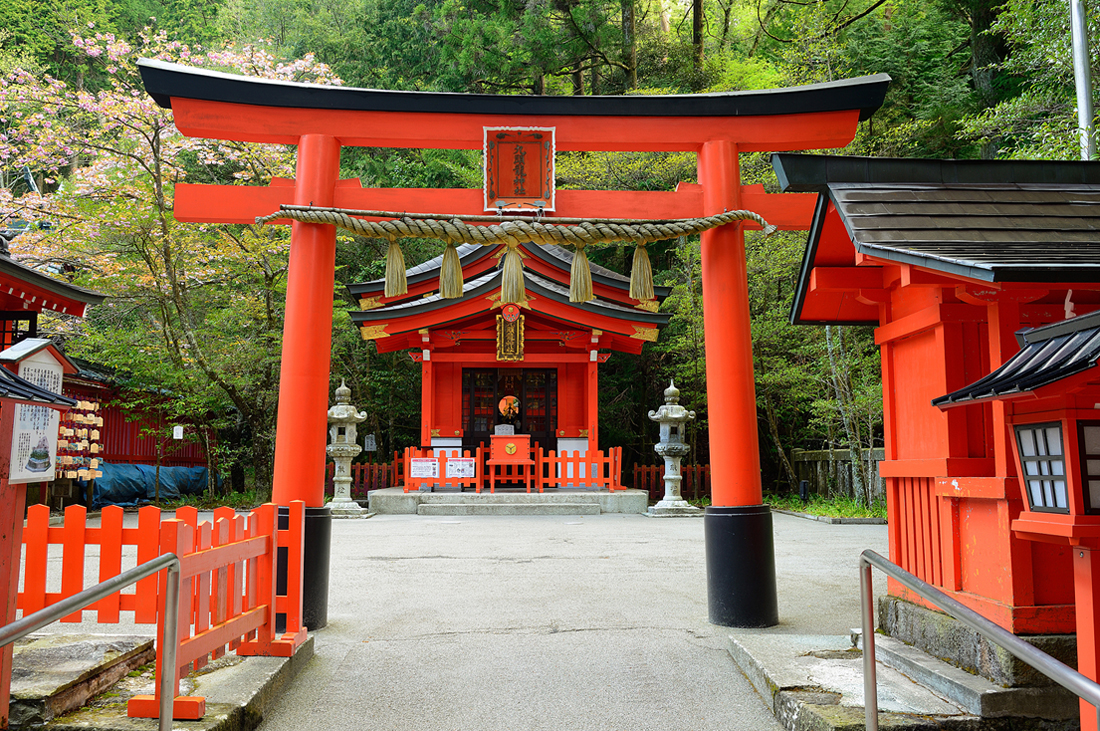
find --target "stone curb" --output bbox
[772,509,886,525]
[44,635,315,731]
[728,634,966,731]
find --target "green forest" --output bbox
[0,0,1091,501]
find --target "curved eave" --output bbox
[139,60,890,122]
[346,245,498,297]
[523,243,673,300]
[349,270,670,336]
[0,258,105,316]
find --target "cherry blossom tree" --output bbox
[0,29,344,493]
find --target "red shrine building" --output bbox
[773,154,1100,667]
[347,242,671,455]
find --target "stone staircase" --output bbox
[367,487,648,515]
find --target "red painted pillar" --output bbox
[698,141,761,507]
[697,139,778,627]
[269,134,340,632]
[1074,548,1100,731]
[1,481,26,730]
[587,356,599,450]
[271,134,341,508]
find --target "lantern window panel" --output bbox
[1078,422,1100,514]
[1015,422,1068,513]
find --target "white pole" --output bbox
[1072,0,1095,160]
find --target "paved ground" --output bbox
[250,512,889,731]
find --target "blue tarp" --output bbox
[89,462,211,508]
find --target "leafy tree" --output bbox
[0,30,342,494]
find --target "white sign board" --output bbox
[9,350,63,484]
[409,457,440,479]
[363,433,376,452]
[173,425,184,440]
[445,458,477,479]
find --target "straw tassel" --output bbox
[439,242,464,299]
[500,242,526,304]
[629,243,654,302]
[570,243,594,303]
[384,240,407,298]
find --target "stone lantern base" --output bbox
[328,498,373,519]
[647,498,704,517]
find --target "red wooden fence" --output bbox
[15,502,307,721]
[323,454,401,498]
[632,464,711,501]
[399,446,625,492]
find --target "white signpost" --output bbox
[409,458,440,479]
[8,349,64,484]
[445,458,476,479]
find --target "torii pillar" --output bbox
[138,58,888,630]
[699,140,777,626]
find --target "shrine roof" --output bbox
[349,267,669,327]
[139,60,890,121]
[0,363,76,407]
[933,309,1100,408]
[774,154,1100,325]
[346,241,671,299]
[0,255,105,314]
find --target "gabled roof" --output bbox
[0,364,76,408]
[347,241,671,301]
[934,310,1100,408]
[0,256,105,316]
[773,154,1100,326]
[350,267,669,331]
[0,338,79,375]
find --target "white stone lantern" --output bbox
[647,381,703,517]
[326,381,370,518]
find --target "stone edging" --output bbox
[772,508,886,525]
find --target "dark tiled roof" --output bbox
[933,310,1100,407]
[773,154,1100,285]
[140,60,890,122]
[0,366,77,407]
[349,267,670,326]
[1,256,105,306]
[346,240,672,299]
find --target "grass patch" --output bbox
[765,491,886,519]
[156,489,270,511]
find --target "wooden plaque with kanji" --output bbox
[484,127,555,211]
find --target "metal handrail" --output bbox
[860,549,1100,731]
[0,553,181,731]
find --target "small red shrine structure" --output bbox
[935,310,1100,727]
[347,242,670,456]
[0,236,103,727]
[774,153,1100,635]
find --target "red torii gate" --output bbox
[138,59,889,627]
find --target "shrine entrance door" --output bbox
[462,368,557,452]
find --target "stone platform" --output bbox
[367,487,648,515]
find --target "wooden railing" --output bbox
[18,502,307,720]
[324,453,401,498]
[400,446,624,492]
[632,463,711,501]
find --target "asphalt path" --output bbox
[252,511,888,731]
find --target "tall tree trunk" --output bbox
[762,391,799,490]
[692,0,704,86]
[825,325,868,504]
[622,0,637,89]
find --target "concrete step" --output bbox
[418,491,602,504]
[10,634,154,727]
[418,503,602,516]
[852,629,1078,720]
[369,487,648,515]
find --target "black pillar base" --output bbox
[277,505,332,632]
[705,504,779,628]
